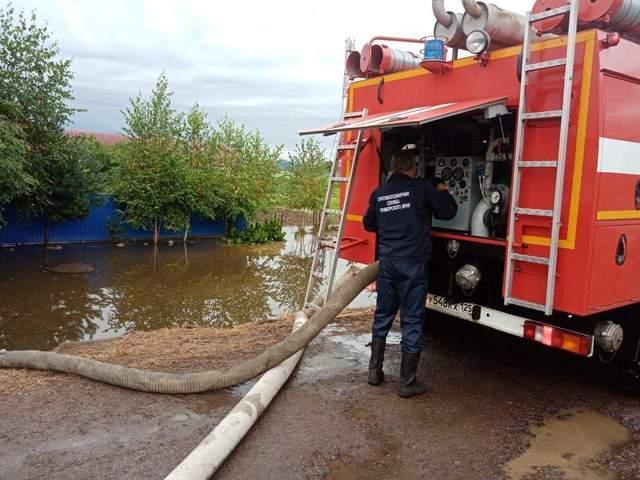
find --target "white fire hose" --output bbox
[164,312,309,480]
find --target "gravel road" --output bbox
[1,314,639,480]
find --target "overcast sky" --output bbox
[11,0,532,153]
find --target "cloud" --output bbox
[12,0,533,151]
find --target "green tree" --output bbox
[210,118,282,231]
[112,137,194,244]
[112,74,221,244]
[0,100,33,225]
[0,7,76,142]
[0,6,99,244]
[40,138,103,243]
[69,135,115,194]
[181,104,221,239]
[122,72,183,141]
[285,137,330,214]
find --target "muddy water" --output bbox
[505,409,631,480]
[0,227,373,351]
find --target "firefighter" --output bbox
[363,149,457,398]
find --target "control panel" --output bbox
[433,156,485,232]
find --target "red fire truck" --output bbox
[302,0,640,383]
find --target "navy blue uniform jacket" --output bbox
[363,173,458,260]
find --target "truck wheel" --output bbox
[622,335,640,390]
[605,322,640,391]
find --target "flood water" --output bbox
[0,227,373,351]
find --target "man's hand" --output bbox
[436,182,448,192]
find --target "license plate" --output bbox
[426,294,476,319]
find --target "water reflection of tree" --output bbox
[1,231,321,349]
[103,237,314,333]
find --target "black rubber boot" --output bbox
[368,338,386,385]
[398,351,428,398]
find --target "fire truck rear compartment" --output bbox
[374,101,632,362]
[378,111,515,307]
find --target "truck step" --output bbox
[505,297,547,312]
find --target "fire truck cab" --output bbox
[302,0,640,384]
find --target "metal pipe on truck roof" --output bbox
[433,0,453,25]
[346,50,364,78]
[368,35,424,44]
[462,0,484,18]
[461,2,525,46]
[432,0,466,48]
[434,13,467,48]
[608,0,640,33]
[359,37,423,77]
[370,45,421,74]
[582,0,640,37]
[533,0,640,39]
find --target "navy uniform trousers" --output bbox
[372,257,428,353]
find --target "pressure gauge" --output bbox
[490,190,501,205]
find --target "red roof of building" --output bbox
[66,129,127,145]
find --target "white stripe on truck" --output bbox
[598,137,640,175]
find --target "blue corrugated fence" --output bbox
[0,197,233,245]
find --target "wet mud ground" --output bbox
[2,312,640,480]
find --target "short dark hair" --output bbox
[391,150,416,173]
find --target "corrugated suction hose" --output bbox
[0,262,379,394]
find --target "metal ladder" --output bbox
[504,0,579,316]
[303,110,368,307]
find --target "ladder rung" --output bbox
[312,271,327,279]
[521,110,563,120]
[331,176,349,183]
[511,253,550,265]
[524,58,567,72]
[529,5,571,22]
[343,110,365,119]
[324,208,343,215]
[514,208,554,217]
[304,303,321,311]
[337,144,357,150]
[506,297,546,312]
[518,161,558,168]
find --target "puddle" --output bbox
[0,227,375,350]
[348,407,370,420]
[171,413,193,422]
[327,332,401,353]
[328,459,365,480]
[189,393,235,415]
[505,409,631,480]
[295,331,401,384]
